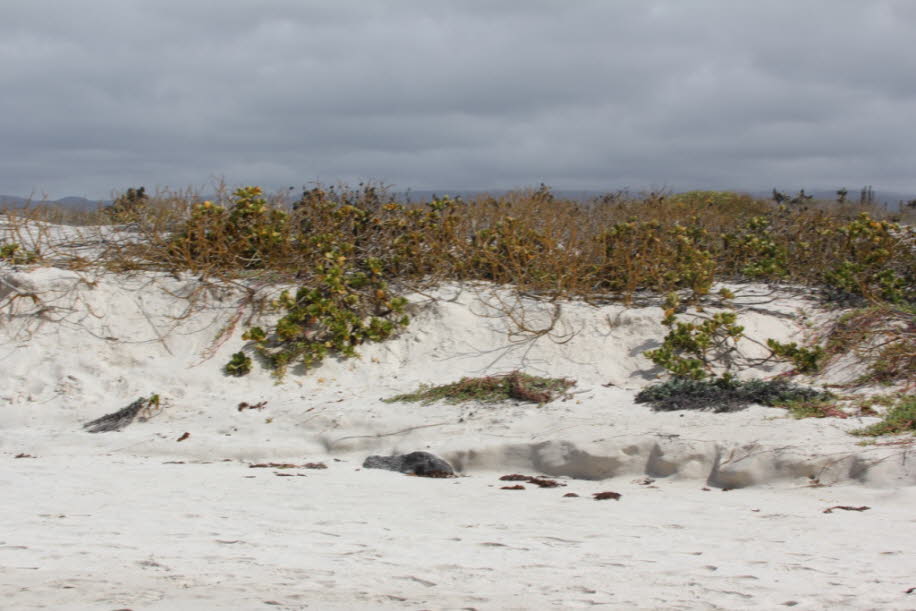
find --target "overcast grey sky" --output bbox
[2,0,915,199]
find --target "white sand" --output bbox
[1,257,914,610]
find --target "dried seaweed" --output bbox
[593,491,622,501]
[499,473,565,488]
[238,400,268,412]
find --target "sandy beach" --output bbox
[2,256,914,610]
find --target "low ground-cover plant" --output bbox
[0,242,39,264]
[779,397,851,419]
[384,371,576,405]
[635,377,832,412]
[852,394,916,437]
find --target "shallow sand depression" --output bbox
[1,265,914,609]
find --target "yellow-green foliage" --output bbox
[240,250,409,378]
[169,186,292,270]
[293,186,462,280]
[467,216,558,285]
[765,339,825,374]
[853,395,916,436]
[0,242,38,264]
[105,186,149,222]
[26,184,911,308]
[723,216,789,278]
[593,222,715,302]
[821,214,912,303]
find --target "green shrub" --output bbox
[236,250,409,378]
[224,351,252,377]
[593,221,716,303]
[765,339,825,374]
[0,242,38,264]
[722,216,789,278]
[467,216,558,286]
[105,186,148,222]
[169,186,291,271]
[645,311,745,380]
[822,214,913,303]
[292,186,462,282]
[779,397,848,419]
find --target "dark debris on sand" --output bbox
[499,474,565,488]
[593,491,622,501]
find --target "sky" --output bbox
[2,0,915,200]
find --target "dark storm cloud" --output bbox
[1,0,914,199]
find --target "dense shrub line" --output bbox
[35,184,906,305]
[3,184,913,380]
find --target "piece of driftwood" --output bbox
[822,505,870,514]
[83,395,160,433]
[249,462,328,470]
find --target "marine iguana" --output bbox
[362,451,455,477]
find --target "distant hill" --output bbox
[2,187,913,211]
[0,195,107,211]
